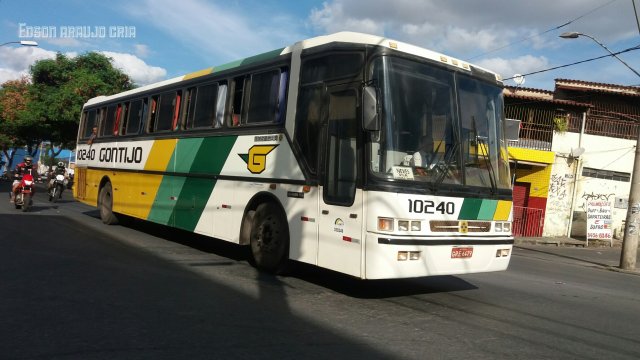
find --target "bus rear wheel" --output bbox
[249,202,289,274]
[99,182,119,225]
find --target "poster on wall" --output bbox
[586,200,613,246]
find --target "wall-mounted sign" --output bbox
[586,200,613,246]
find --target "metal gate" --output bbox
[512,206,544,237]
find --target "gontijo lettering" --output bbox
[99,146,143,163]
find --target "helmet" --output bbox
[58,161,65,168]
[24,156,32,164]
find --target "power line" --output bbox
[466,0,619,61]
[502,44,640,80]
[633,0,640,35]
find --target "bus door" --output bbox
[318,85,363,277]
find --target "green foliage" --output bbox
[9,52,135,151]
[0,77,31,164]
[553,116,569,133]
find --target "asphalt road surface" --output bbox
[1,179,639,359]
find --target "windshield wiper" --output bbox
[475,136,497,194]
[430,142,460,192]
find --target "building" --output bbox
[504,79,640,240]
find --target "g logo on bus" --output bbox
[459,220,469,233]
[239,145,278,174]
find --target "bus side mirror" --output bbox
[363,86,380,131]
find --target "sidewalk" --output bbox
[514,236,622,248]
[514,236,640,275]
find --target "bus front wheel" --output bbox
[249,202,289,274]
[99,182,119,225]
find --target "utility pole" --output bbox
[621,132,640,270]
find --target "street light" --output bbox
[560,31,640,271]
[559,32,640,78]
[0,40,39,47]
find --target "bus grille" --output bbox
[429,220,491,233]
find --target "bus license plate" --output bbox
[451,247,473,259]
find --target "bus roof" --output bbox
[85,31,502,107]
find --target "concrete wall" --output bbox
[543,155,576,236]
[547,131,635,238]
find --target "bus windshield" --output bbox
[368,56,511,193]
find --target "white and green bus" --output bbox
[75,32,513,279]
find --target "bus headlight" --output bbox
[411,221,421,231]
[398,220,409,231]
[495,221,512,232]
[496,248,510,257]
[378,217,394,231]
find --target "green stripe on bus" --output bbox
[477,199,498,220]
[148,136,238,228]
[458,198,483,220]
[173,177,217,231]
[172,136,238,231]
[213,48,285,73]
[147,175,187,225]
[189,136,238,174]
[173,138,204,173]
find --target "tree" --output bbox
[22,52,134,159]
[0,77,31,172]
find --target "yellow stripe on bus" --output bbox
[493,200,512,221]
[183,67,214,80]
[144,139,176,172]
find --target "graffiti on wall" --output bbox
[549,174,568,200]
[581,191,616,202]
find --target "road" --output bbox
[1,180,639,359]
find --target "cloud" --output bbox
[100,51,166,86]
[0,46,166,87]
[134,44,150,58]
[477,55,550,80]
[124,0,306,63]
[0,46,57,84]
[308,0,637,54]
[309,2,383,35]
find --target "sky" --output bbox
[1,0,639,91]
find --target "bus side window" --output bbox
[184,87,197,129]
[97,107,107,138]
[113,103,124,136]
[172,90,182,130]
[101,105,117,137]
[153,91,179,132]
[148,96,158,133]
[246,69,282,124]
[119,102,129,135]
[215,84,227,128]
[294,86,323,175]
[187,83,219,129]
[125,99,144,135]
[276,70,289,123]
[81,109,97,139]
[230,76,248,127]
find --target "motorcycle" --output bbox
[48,174,66,203]
[14,173,34,212]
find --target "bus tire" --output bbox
[99,182,119,225]
[249,202,289,274]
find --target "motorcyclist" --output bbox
[48,161,69,192]
[10,155,38,203]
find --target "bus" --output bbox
[74,32,513,279]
